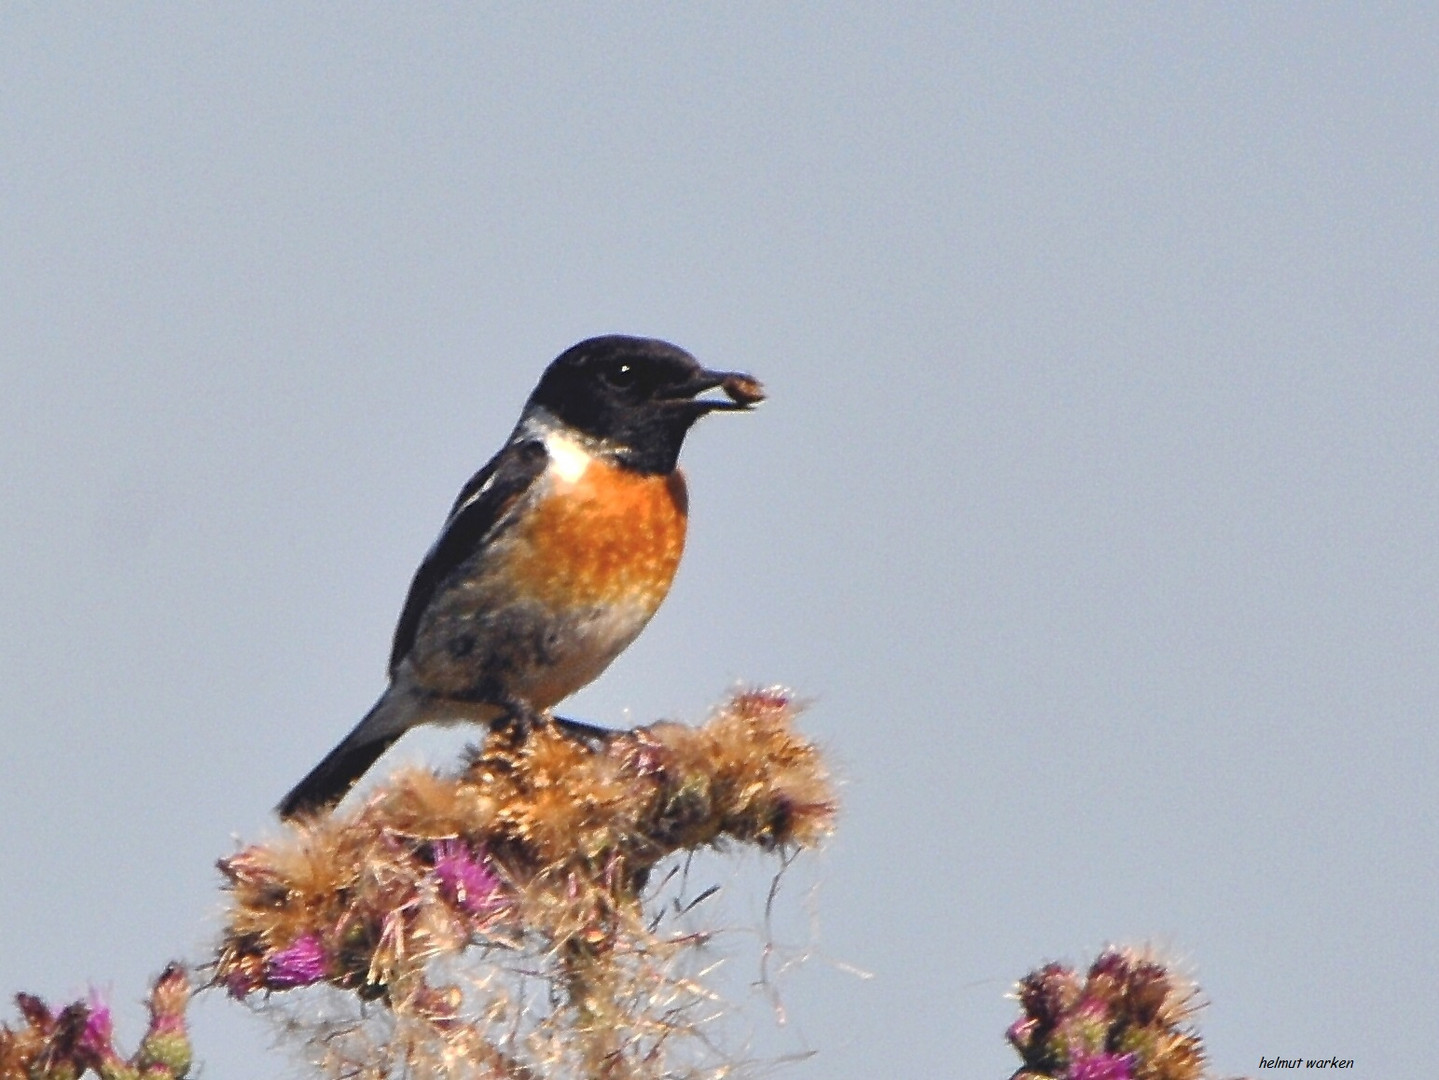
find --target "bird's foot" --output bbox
[489,701,616,751]
[551,713,618,747]
[490,698,545,744]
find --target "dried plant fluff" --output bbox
[213,688,836,1079]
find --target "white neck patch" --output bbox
[544,428,595,484]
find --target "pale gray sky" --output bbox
[2,7,1436,1078]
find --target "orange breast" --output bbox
[508,461,689,612]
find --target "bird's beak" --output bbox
[669,369,767,412]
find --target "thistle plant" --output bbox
[213,687,835,1079]
[3,690,1246,1080]
[0,965,192,1080]
[1006,948,1211,1080]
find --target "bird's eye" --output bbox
[602,361,640,389]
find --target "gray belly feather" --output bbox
[398,553,656,709]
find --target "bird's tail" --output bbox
[276,689,419,820]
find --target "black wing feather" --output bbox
[387,439,548,673]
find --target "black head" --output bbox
[527,335,764,474]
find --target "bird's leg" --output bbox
[491,697,545,743]
[490,697,616,749]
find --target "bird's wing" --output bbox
[387,439,549,673]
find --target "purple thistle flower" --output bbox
[79,995,113,1054]
[432,839,506,915]
[77,994,136,1080]
[264,933,328,989]
[1068,1050,1135,1080]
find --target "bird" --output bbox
[276,335,764,819]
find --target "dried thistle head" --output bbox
[2,995,89,1080]
[213,689,835,1080]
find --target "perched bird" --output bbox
[277,335,764,819]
